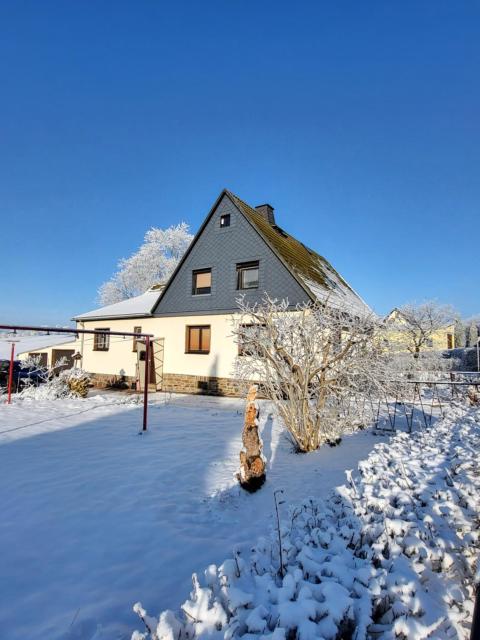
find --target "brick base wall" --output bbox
[89,371,249,397]
[162,373,247,397]
[90,372,136,389]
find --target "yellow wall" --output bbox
[17,341,78,367]
[76,314,239,380]
[385,310,455,352]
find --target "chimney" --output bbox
[255,203,275,225]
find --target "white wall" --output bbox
[76,314,239,380]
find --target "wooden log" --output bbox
[238,384,266,492]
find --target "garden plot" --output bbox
[133,402,480,640]
[0,393,383,640]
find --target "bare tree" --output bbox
[233,296,385,453]
[388,301,455,357]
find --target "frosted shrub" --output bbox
[20,368,91,400]
[132,404,480,640]
[232,296,387,452]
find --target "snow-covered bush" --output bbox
[132,403,480,640]
[20,368,91,400]
[232,296,387,452]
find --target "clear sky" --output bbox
[0,1,478,325]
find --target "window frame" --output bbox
[192,268,212,296]
[185,325,211,354]
[93,328,110,352]
[236,261,259,290]
[220,214,231,228]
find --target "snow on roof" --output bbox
[73,289,161,321]
[0,334,76,359]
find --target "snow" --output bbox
[0,333,76,359]
[74,289,162,320]
[132,402,480,640]
[0,392,383,640]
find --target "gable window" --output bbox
[192,269,211,295]
[93,328,110,351]
[237,261,259,290]
[132,326,142,352]
[186,325,211,354]
[220,214,230,228]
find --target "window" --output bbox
[186,325,211,354]
[220,214,230,228]
[237,261,259,290]
[132,326,142,352]
[94,328,110,351]
[238,324,265,356]
[192,269,212,295]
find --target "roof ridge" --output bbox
[227,191,371,315]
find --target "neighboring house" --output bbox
[384,308,455,352]
[0,334,77,369]
[73,190,370,395]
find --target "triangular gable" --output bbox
[152,190,312,315]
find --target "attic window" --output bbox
[192,269,211,295]
[237,261,259,290]
[220,214,230,228]
[272,225,288,238]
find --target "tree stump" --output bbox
[238,385,266,492]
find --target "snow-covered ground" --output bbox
[133,402,480,640]
[0,393,386,640]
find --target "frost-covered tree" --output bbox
[467,320,479,348]
[390,301,455,357]
[454,318,466,348]
[233,296,385,452]
[98,223,193,305]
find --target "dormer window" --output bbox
[192,269,211,295]
[237,261,259,290]
[220,214,230,228]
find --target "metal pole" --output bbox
[6,343,15,404]
[477,337,479,373]
[142,336,150,432]
[471,584,480,640]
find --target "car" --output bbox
[0,359,46,393]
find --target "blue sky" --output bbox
[0,1,478,325]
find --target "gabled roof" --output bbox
[226,191,371,315]
[76,189,371,321]
[73,288,161,321]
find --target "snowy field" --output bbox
[0,392,386,640]
[133,402,480,640]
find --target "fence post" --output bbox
[471,583,480,640]
[142,336,150,432]
[6,343,16,404]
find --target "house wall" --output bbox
[17,342,78,368]
[385,311,455,351]
[154,194,310,315]
[76,314,242,393]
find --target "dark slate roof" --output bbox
[226,191,370,315]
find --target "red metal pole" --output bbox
[6,343,15,405]
[142,336,150,432]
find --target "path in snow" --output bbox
[0,393,386,640]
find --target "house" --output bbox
[384,308,455,352]
[0,333,77,369]
[73,190,370,395]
